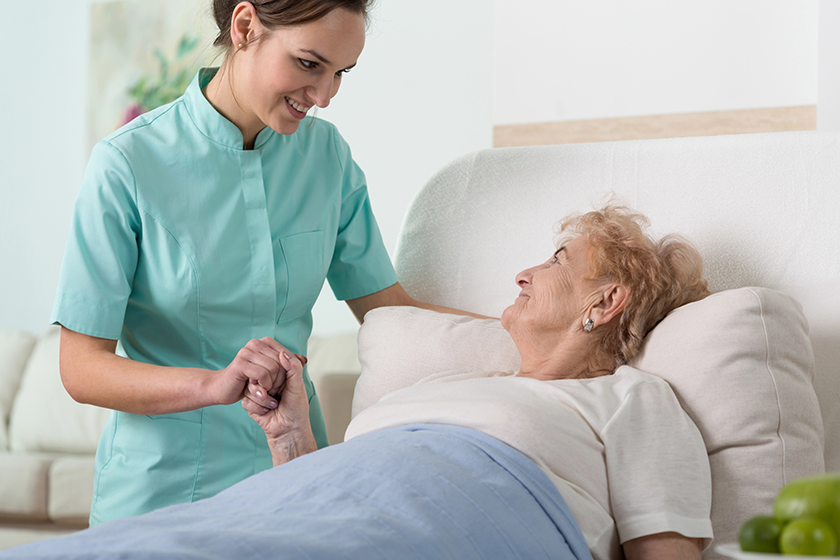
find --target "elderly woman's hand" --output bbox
[241,352,317,466]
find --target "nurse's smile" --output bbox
[285,96,311,119]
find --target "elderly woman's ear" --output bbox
[585,284,629,332]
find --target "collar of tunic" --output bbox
[183,67,276,151]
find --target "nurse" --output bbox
[52,0,468,526]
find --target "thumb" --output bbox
[279,352,306,396]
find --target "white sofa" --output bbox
[0,327,363,550]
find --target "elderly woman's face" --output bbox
[501,236,598,336]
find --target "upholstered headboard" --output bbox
[395,130,839,460]
[391,131,840,555]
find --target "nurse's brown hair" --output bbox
[212,0,374,52]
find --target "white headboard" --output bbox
[395,130,840,468]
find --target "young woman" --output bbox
[52,0,467,526]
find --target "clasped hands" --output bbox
[212,337,317,466]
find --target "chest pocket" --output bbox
[277,230,327,322]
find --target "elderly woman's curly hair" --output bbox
[557,203,710,368]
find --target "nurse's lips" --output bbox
[518,291,529,298]
[285,96,311,119]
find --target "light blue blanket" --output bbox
[1,425,593,559]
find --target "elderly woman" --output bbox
[2,205,712,560]
[245,204,713,560]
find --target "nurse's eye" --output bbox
[335,68,351,78]
[298,58,318,70]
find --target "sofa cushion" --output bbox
[353,287,823,554]
[307,332,362,375]
[0,330,37,451]
[312,373,361,446]
[48,456,95,526]
[8,327,111,454]
[0,452,53,520]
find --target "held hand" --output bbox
[242,352,316,466]
[241,353,308,408]
[210,337,297,407]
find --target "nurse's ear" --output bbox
[229,1,262,50]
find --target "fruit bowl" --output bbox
[716,543,831,558]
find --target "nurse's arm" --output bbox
[58,327,286,415]
[345,282,494,323]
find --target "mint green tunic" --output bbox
[50,69,397,525]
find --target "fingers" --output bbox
[219,338,307,405]
[236,339,286,390]
[231,340,302,387]
[242,394,272,416]
[244,382,278,410]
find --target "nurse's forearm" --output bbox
[59,326,238,415]
[346,282,495,322]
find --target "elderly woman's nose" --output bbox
[516,268,534,286]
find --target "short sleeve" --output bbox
[603,370,713,547]
[326,133,397,301]
[50,141,141,340]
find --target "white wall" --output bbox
[0,0,826,337]
[494,0,819,125]
[818,0,840,130]
[314,1,494,333]
[0,0,494,337]
[1,0,91,336]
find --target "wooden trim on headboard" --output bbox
[493,105,817,148]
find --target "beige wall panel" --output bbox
[494,106,817,147]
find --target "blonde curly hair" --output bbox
[557,203,710,368]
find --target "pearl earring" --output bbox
[238,43,243,48]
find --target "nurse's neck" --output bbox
[203,68,261,151]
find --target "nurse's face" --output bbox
[239,8,366,135]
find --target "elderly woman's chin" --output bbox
[500,303,518,333]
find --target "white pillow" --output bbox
[631,287,824,557]
[353,307,520,417]
[8,327,111,454]
[354,288,824,559]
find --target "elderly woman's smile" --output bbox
[502,236,599,342]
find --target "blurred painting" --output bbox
[88,0,218,150]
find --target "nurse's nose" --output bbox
[307,73,335,109]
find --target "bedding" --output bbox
[0,424,593,560]
[347,366,713,560]
[353,287,824,556]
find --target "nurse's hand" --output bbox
[242,352,317,467]
[211,337,295,407]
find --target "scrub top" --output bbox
[50,68,398,525]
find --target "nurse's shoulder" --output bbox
[96,96,189,160]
